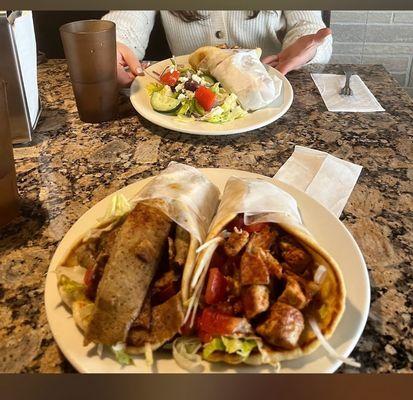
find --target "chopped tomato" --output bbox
[244,222,268,233]
[84,266,94,287]
[194,86,217,111]
[205,268,227,305]
[198,308,246,337]
[160,69,180,86]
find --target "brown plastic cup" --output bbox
[60,20,118,123]
[0,81,19,227]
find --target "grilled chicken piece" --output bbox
[127,293,184,349]
[256,302,304,350]
[224,229,249,257]
[174,226,190,267]
[279,236,312,274]
[278,276,307,310]
[241,285,270,319]
[284,270,320,304]
[246,225,278,252]
[240,250,270,285]
[85,203,172,346]
[261,250,283,279]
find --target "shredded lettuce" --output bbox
[202,338,226,359]
[98,193,133,226]
[172,337,203,371]
[57,274,86,307]
[200,93,247,124]
[203,336,258,361]
[111,343,134,366]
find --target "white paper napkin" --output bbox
[311,73,384,112]
[273,146,362,217]
[12,10,39,126]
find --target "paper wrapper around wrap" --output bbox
[210,176,308,236]
[132,162,220,244]
[192,47,283,111]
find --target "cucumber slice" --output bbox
[201,74,216,86]
[151,91,181,113]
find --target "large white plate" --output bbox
[44,168,370,373]
[130,55,293,136]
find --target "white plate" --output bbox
[44,168,370,373]
[130,55,293,136]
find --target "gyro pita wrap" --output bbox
[189,46,282,111]
[186,176,347,367]
[55,163,220,364]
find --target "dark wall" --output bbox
[32,11,172,60]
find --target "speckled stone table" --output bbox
[0,60,412,373]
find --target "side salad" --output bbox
[147,58,247,124]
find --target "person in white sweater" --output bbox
[102,10,332,87]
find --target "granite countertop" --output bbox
[0,60,412,373]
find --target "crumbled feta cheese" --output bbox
[186,91,194,99]
[177,93,186,101]
[191,74,202,84]
[210,106,224,115]
[178,76,189,83]
[175,83,184,92]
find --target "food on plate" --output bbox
[146,45,283,123]
[181,177,353,369]
[55,163,220,365]
[189,46,282,111]
[147,56,247,123]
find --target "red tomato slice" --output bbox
[244,222,268,233]
[194,86,217,111]
[198,308,245,337]
[160,70,180,86]
[84,266,94,287]
[205,268,227,305]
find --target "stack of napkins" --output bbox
[274,146,362,217]
[311,73,384,112]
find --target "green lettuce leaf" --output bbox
[202,336,258,361]
[146,82,164,96]
[57,274,86,307]
[111,343,134,366]
[202,337,226,359]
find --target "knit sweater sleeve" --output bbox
[102,11,156,60]
[282,11,332,64]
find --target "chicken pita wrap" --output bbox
[181,177,356,369]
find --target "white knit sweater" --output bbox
[102,10,332,64]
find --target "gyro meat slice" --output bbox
[85,202,173,346]
[256,302,304,350]
[173,225,191,267]
[260,250,283,279]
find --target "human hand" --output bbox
[262,28,332,75]
[116,42,149,87]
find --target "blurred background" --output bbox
[32,10,413,97]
